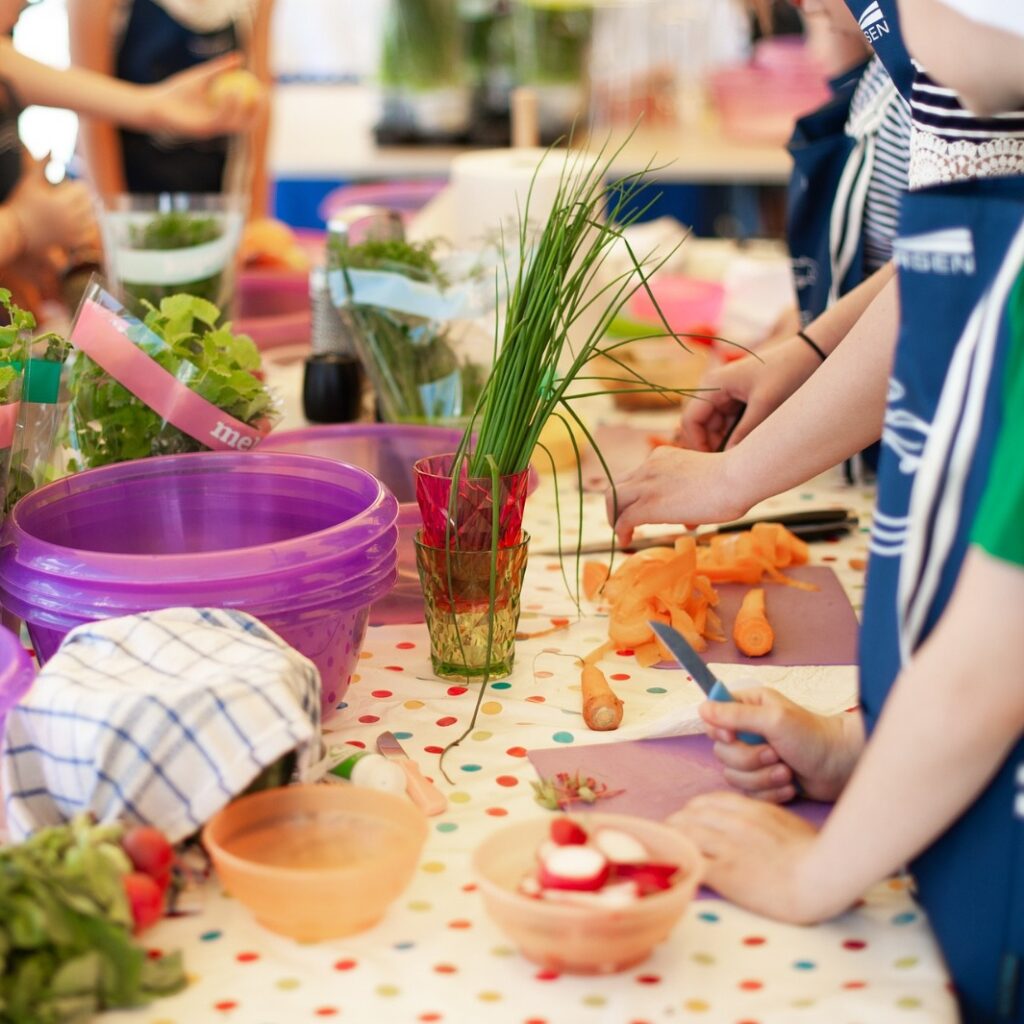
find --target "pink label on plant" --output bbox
[71,299,267,452]
[0,402,19,449]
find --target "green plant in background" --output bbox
[0,287,29,404]
[380,0,465,90]
[123,212,225,310]
[512,0,593,86]
[329,236,484,425]
[0,815,184,1023]
[65,294,275,469]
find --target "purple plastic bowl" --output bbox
[0,452,399,716]
[0,624,34,743]
[262,424,466,625]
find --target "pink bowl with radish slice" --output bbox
[472,814,703,974]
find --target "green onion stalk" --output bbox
[433,136,700,779]
[512,0,593,86]
[380,0,465,90]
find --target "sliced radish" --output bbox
[550,817,588,846]
[618,865,679,896]
[592,828,649,864]
[536,840,559,864]
[538,845,610,891]
[540,879,640,908]
[519,875,543,898]
[613,862,680,881]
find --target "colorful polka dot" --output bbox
[646,686,668,694]
[276,978,300,990]
[405,700,424,710]
[683,999,710,1012]
[334,959,357,971]
[315,1009,339,1017]
[396,641,416,649]
[450,791,471,804]
[358,714,380,724]
[552,731,574,743]
[214,1001,238,1012]
[490,945,515,957]
[422,861,446,874]
[891,911,917,925]
[434,963,457,974]
[394,941,415,951]
[436,822,458,833]
[486,807,508,816]
[376,984,400,997]
[492,681,512,690]
[408,900,433,911]
[742,937,766,947]
[384,665,404,672]
[636,974,661,984]
[698,912,720,923]
[894,956,920,969]
[394,730,413,740]
[481,701,503,715]
[610,672,630,681]
[738,979,763,991]
[506,746,527,757]
[424,745,444,754]
[200,930,222,941]
[535,969,560,981]
[448,919,472,929]
[495,775,518,787]
[478,991,502,1002]
[535,670,554,679]
[371,689,393,698]
[461,763,482,772]
[526,695,546,703]
[896,997,923,1009]
[582,994,606,1007]
[447,686,468,696]
[436,716,458,727]
[235,951,259,963]
[793,960,816,971]
[471,730,492,740]
[692,953,715,966]
[843,939,867,951]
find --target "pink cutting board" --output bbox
[528,733,831,828]
[664,565,859,668]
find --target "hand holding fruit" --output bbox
[149,53,265,138]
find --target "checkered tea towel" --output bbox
[2,607,322,843]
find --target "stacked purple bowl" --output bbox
[0,452,398,717]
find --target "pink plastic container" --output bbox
[0,452,399,715]
[236,268,311,351]
[0,624,34,743]
[261,424,465,625]
[627,275,725,335]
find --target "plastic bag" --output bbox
[55,281,279,473]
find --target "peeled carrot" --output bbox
[581,664,624,731]
[583,561,610,601]
[733,588,774,657]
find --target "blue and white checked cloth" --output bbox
[2,608,322,843]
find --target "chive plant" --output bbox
[434,137,704,778]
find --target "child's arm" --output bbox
[674,546,1024,924]
[679,263,897,452]
[608,270,899,542]
[4,32,259,187]
[244,0,275,218]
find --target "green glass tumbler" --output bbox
[415,531,529,680]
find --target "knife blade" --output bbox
[537,508,857,556]
[648,621,765,746]
[376,731,448,816]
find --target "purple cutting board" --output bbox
[528,733,831,829]
[663,564,859,668]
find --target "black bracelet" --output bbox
[797,329,828,362]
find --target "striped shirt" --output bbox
[849,56,912,272]
[910,60,1024,188]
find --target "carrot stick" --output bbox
[733,587,774,657]
[581,664,624,731]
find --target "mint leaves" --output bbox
[66,293,275,468]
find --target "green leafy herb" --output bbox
[0,815,185,1023]
[380,0,464,91]
[531,770,622,811]
[123,212,226,310]
[64,293,274,469]
[330,236,482,424]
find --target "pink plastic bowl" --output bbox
[0,452,398,716]
[0,624,34,742]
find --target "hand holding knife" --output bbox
[649,621,765,745]
[377,731,448,815]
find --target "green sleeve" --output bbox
[972,269,1024,566]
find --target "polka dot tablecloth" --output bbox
[104,463,958,1024]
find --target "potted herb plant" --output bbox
[414,141,693,714]
[378,0,472,142]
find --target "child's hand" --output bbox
[149,53,264,138]
[676,334,824,452]
[8,164,97,258]
[605,445,751,547]
[669,793,843,924]
[700,688,863,803]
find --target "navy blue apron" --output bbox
[842,0,913,100]
[787,62,868,324]
[116,0,238,194]
[861,177,1024,1022]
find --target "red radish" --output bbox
[615,865,679,896]
[550,818,588,846]
[538,845,610,891]
[592,828,648,864]
[123,871,165,933]
[122,825,174,888]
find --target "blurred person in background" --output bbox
[69,0,274,216]
[0,0,261,314]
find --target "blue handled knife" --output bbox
[649,620,765,746]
